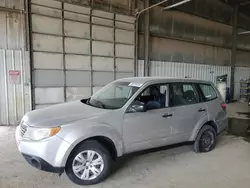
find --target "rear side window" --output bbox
[170,83,199,107]
[199,84,217,101]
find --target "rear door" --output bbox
[198,83,227,133]
[168,83,208,142]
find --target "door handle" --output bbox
[162,113,173,118]
[198,108,206,112]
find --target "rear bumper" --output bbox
[217,127,227,135]
[217,118,228,134]
[22,154,64,173]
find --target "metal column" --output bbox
[28,0,35,110]
[144,0,150,76]
[230,4,239,101]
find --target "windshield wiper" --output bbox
[86,98,91,105]
[96,100,106,109]
[87,98,106,109]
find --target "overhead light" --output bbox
[162,0,192,11]
[238,31,250,35]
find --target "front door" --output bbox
[122,83,172,153]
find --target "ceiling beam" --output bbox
[240,1,250,6]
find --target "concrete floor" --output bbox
[1,126,250,188]
[0,102,249,188]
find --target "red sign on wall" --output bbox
[9,70,21,85]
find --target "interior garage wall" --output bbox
[30,0,135,109]
[149,9,233,50]
[139,36,232,66]
[152,0,250,31]
[138,2,250,100]
[139,8,233,67]
[139,7,250,67]
[0,0,31,125]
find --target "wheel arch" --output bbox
[205,121,218,133]
[189,120,218,141]
[76,136,118,160]
[62,134,121,168]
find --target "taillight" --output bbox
[221,103,227,111]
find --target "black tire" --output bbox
[65,140,112,185]
[193,125,217,153]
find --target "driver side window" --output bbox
[128,83,169,113]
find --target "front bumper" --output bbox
[16,125,72,172]
[22,154,64,173]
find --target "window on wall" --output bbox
[199,84,217,101]
[170,83,199,106]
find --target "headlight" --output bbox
[23,127,61,141]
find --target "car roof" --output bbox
[115,77,212,86]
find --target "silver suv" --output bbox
[15,77,228,185]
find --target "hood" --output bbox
[23,100,111,128]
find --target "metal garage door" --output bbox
[30,0,135,109]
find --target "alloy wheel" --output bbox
[72,150,104,181]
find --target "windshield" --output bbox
[88,82,140,109]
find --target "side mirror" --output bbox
[127,101,146,113]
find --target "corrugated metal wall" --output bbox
[0,49,31,125]
[0,0,31,125]
[0,0,24,9]
[138,60,231,83]
[139,60,250,100]
[30,0,135,109]
[0,11,25,50]
[0,0,26,50]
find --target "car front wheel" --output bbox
[65,140,112,185]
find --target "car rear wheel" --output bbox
[193,125,216,153]
[65,140,112,185]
